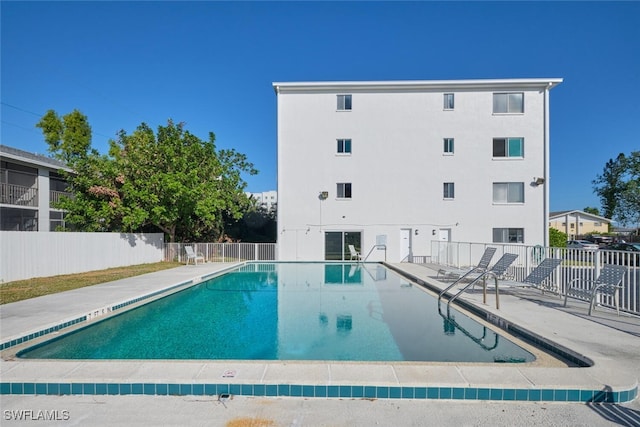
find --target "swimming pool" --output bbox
[18,262,535,363]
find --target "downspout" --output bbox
[543,82,552,247]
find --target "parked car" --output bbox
[602,242,640,266]
[567,240,599,250]
[585,234,614,247]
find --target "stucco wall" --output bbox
[276,81,555,261]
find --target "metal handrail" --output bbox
[437,267,484,305]
[443,253,518,313]
[363,244,386,262]
[445,272,498,313]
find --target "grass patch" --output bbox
[0,261,182,305]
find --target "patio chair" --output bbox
[564,264,627,316]
[497,258,563,293]
[348,244,362,261]
[436,247,497,282]
[472,252,519,288]
[185,245,205,265]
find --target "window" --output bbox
[50,211,66,231]
[493,182,524,203]
[337,139,352,154]
[493,228,524,243]
[443,138,454,154]
[493,93,524,113]
[337,183,352,199]
[337,94,352,111]
[443,182,455,199]
[444,93,454,110]
[493,138,524,158]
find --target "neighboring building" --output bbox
[0,144,71,231]
[549,210,612,240]
[274,78,562,261]
[246,190,277,213]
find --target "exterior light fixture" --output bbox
[319,191,329,200]
[533,177,545,186]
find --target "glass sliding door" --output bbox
[324,232,343,260]
[324,231,362,261]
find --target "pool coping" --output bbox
[1,262,638,403]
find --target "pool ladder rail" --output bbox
[361,244,387,262]
[437,304,500,351]
[437,253,519,313]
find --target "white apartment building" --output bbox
[246,190,278,212]
[273,79,562,262]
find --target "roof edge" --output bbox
[273,78,563,93]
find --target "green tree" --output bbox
[36,109,94,162]
[583,206,600,216]
[593,153,627,220]
[37,109,120,231]
[615,151,640,229]
[549,228,567,248]
[593,151,640,228]
[38,111,257,242]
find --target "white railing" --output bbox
[164,243,277,263]
[49,190,73,206]
[0,183,38,207]
[421,241,640,316]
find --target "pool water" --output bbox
[18,263,535,363]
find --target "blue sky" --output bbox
[2,1,639,214]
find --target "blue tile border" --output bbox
[0,382,636,403]
[0,316,87,351]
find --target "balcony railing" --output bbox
[0,183,38,207]
[50,190,73,207]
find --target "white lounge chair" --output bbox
[185,246,205,265]
[436,247,496,282]
[348,244,362,261]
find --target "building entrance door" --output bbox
[400,228,412,262]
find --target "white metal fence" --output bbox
[0,231,164,283]
[420,241,640,316]
[164,243,277,263]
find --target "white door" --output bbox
[400,229,412,262]
[438,229,451,264]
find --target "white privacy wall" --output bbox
[274,79,562,261]
[0,231,164,282]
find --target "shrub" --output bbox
[549,228,567,248]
